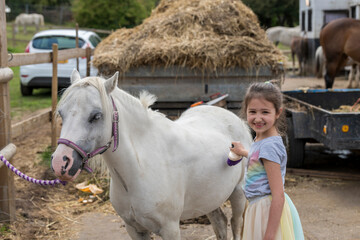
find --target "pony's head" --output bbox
[51,70,118,181]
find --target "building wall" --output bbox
[299,0,360,75]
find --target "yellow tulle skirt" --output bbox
[242,193,304,240]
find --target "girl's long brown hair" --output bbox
[241,81,286,136]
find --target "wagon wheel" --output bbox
[285,116,305,168]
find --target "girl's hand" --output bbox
[230,141,248,158]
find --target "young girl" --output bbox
[230,82,304,240]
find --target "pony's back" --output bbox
[176,105,252,146]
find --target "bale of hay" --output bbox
[93,0,284,76]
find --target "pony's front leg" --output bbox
[159,222,181,240]
[125,223,152,240]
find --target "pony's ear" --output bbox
[70,69,81,84]
[105,72,119,94]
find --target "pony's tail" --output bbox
[315,47,324,78]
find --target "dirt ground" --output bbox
[1,75,360,240]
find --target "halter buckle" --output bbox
[113,111,119,123]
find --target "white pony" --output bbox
[14,13,45,34]
[51,70,253,239]
[315,46,360,88]
[266,26,301,47]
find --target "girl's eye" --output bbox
[89,113,102,123]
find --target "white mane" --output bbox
[139,91,157,109]
[57,76,165,119]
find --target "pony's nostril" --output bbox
[63,155,70,170]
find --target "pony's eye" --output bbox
[89,113,102,123]
[58,110,63,119]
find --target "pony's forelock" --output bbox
[56,76,111,117]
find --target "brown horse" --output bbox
[320,18,360,88]
[291,36,308,75]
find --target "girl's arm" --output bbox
[230,141,248,158]
[263,158,285,240]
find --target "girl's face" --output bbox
[246,97,282,140]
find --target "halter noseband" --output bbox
[57,96,119,172]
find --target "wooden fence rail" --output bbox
[0,143,17,222]
[48,25,113,34]
[0,144,17,168]
[9,23,111,48]
[7,48,94,67]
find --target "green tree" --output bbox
[242,0,299,28]
[137,0,159,13]
[72,0,149,30]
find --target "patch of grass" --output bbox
[277,42,290,51]
[0,223,12,237]
[6,22,32,53]
[40,145,53,166]
[7,22,54,120]
[9,66,52,120]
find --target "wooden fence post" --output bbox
[12,22,16,48]
[76,23,79,71]
[0,0,15,223]
[86,47,91,77]
[51,44,58,150]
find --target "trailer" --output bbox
[284,89,360,167]
[119,65,284,116]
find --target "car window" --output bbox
[89,35,101,47]
[32,36,85,50]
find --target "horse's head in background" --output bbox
[51,70,118,181]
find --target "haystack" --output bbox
[93,0,284,76]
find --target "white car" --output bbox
[20,29,101,96]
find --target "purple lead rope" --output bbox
[0,155,67,186]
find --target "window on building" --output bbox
[351,6,356,18]
[308,9,312,31]
[323,10,349,25]
[301,11,306,31]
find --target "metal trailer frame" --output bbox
[118,65,284,116]
[284,89,360,167]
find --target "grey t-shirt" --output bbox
[243,136,287,199]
